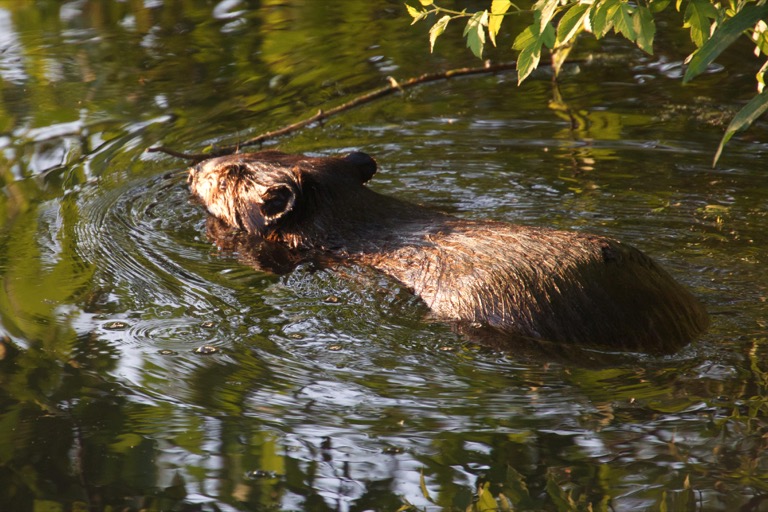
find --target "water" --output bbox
[1,1,767,511]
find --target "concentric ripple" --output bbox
[76,170,228,311]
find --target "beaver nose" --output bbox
[187,162,205,180]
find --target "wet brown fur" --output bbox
[188,150,708,353]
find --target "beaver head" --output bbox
[188,150,378,245]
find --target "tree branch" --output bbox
[147,62,518,163]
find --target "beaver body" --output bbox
[187,150,708,353]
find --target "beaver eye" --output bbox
[218,178,227,191]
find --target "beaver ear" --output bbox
[343,152,377,184]
[238,184,295,235]
[260,184,296,223]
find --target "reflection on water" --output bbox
[1,0,768,511]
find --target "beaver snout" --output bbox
[186,163,200,185]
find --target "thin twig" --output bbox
[147,62,518,163]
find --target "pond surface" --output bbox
[1,1,767,511]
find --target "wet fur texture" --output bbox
[188,150,708,353]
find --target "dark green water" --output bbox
[1,1,767,511]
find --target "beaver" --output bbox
[187,150,708,353]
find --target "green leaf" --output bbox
[684,4,768,82]
[513,12,555,84]
[649,0,672,14]
[489,0,512,47]
[514,27,539,83]
[33,500,63,512]
[757,60,767,93]
[590,0,620,38]
[513,24,536,51]
[463,10,489,59]
[418,0,433,5]
[713,91,768,166]
[429,15,451,52]
[419,469,435,503]
[545,472,577,510]
[682,0,718,47]
[756,38,768,64]
[556,3,590,45]
[634,5,656,53]
[476,482,498,512]
[553,2,589,77]
[405,4,426,24]
[610,1,637,42]
[110,433,144,453]
[543,21,556,48]
[536,0,559,32]
[504,465,531,503]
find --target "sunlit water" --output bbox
[1,2,767,511]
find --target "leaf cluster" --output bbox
[406,0,768,165]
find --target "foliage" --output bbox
[406,0,768,165]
